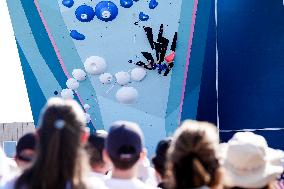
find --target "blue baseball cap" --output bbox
[106,121,144,160]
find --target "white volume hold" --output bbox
[116,87,138,104]
[72,69,87,81]
[61,88,74,99]
[131,67,147,82]
[84,56,107,75]
[115,71,131,85]
[84,113,91,123]
[83,104,91,111]
[66,78,79,90]
[99,73,113,84]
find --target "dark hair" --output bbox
[16,133,36,159]
[85,131,107,167]
[15,98,88,189]
[152,138,171,177]
[166,120,222,189]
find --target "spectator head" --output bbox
[105,121,144,170]
[166,120,221,189]
[152,138,172,178]
[15,97,90,189]
[86,130,110,174]
[221,132,284,189]
[15,133,37,170]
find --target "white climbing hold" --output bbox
[84,113,91,123]
[115,71,131,85]
[102,11,111,19]
[83,104,91,111]
[81,14,88,20]
[116,87,138,104]
[72,69,87,81]
[66,78,79,90]
[131,67,147,82]
[61,88,74,99]
[84,56,107,75]
[99,73,113,84]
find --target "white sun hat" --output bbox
[220,132,284,188]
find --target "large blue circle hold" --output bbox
[75,5,95,22]
[95,1,118,22]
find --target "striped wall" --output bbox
[6,0,212,155]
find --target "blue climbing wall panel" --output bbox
[7,0,211,154]
[217,0,284,150]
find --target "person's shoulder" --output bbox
[88,172,108,180]
[84,176,108,189]
[132,178,159,189]
[0,176,18,189]
[104,178,141,189]
[104,178,159,189]
[103,178,120,188]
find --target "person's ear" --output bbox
[103,149,111,164]
[14,155,18,162]
[102,150,113,172]
[81,129,89,144]
[139,148,147,160]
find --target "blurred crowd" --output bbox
[0,97,283,189]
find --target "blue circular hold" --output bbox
[95,1,118,22]
[120,0,133,8]
[70,30,86,40]
[139,12,149,21]
[62,0,74,8]
[75,5,95,22]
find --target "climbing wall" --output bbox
[6,0,210,154]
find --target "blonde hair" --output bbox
[166,120,222,189]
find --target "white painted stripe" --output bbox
[220,127,284,132]
[215,0,220,131]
